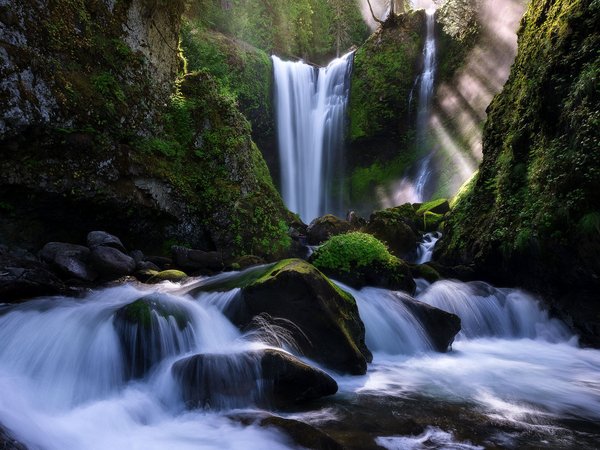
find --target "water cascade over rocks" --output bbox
[0,268,599,448]
[272,53,353,223]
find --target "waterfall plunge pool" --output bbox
[0,274,599,449]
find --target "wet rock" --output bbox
[172,349,338,409]
[0,248,66,302]
[365,207,419,258]
[130,249,145,264]
[232,255,266,270]
[259,416,344,450]
[39,242,97,281]
[237,259,371,375]
[307,215,354,245]
[171,246,224,273]
[398,296,461,352]
[87,230,126,252]
[114,294,193,378]
[90,246,136,278]
[144,255,172,270]
[0,425,27,450]
[410,263,442,283]
[136,260,160,272]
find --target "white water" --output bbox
[0,272,599,448]
[415,231,442,264]
[272,53,353,223]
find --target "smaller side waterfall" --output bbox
[415,231,442,264]
[272,53,353,223]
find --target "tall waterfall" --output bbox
[272,53,353,223]
[413,10,437,202]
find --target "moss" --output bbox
[416,198,449,215]
[119,295,189,330]
[348,11,425,142]
[439,0,600,292]
[410,263,441,283]
[147,269,188,283]
[312,232,397,273]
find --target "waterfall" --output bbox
[415,231,442,264]
[413,10,437,202]
[272,53,353,223]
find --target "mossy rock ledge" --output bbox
[192,259,372,375]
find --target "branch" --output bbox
[366,0,384,25]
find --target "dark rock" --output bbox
[259,416,344,450]
[0,248,66,302]
[90,246,136,278]
[397,295,461,352]
[172,349,338,409]
[130,250,145,264]
[86,231,127,252]
[410,263,442,283]
[237,259,371,375]
[136,260,160,272]
[365,208,419,258]
[307,215,354,245]
[172,246,224,273]
[0,425,27,450]
[39,242,97,281]
[114,294,193,378]
[232,255,266,270]
[144,256,173,270]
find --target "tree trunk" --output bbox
[365,0,384,25]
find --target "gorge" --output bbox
[0,0,599,449]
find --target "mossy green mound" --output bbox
[311,232,415,293]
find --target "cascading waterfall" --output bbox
[0,269,599,448]
[272,53,353,223]
[413,10,437,202]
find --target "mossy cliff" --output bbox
[438,0,600,344]
[0,0,291,258]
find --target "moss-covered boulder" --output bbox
[364,206,420,258]
[113,294,194,378]
[311,232,416,293]
[172,349,338,410]
[438,0,600,345]
[146,269,188,284]
[197,259,371,375]
[307,215,354,245]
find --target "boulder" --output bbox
[39,242,97,281]
[136,260,160,272]
[409,263,441,283]
[171,246,224,272]
[398,296,461,352]
[90,246,136,278]
[416,198,450,216]
[311,232,416,293]
[238,259,371,375]
[0,248,65,302]
[86,231,127,252]
[146,269,188,283]
[113,294,193,378]
[144,255,173,270]
[172,349,338,409]
[307,215,354,245]
[364,208,419,258]
[231,255,266,270]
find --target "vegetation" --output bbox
[186,0,369,63]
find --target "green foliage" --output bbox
[441,0,600,270]
[434,0,481,42]
[349,11,424,141]
[186,0,369,62]
[312,232,397,273]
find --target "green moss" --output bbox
[119,295,189,330]
[312,232,397,273]
[416,198,449,215]
[147,270,188,283]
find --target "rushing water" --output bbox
[272,53,353,223]
[0,270,599,449]
[415,231,442,264]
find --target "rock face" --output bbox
[172,349,338,410]
[438,0,600,345]
[307,215,354,245]
[114,294,194,378]
[0,0,292,259]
